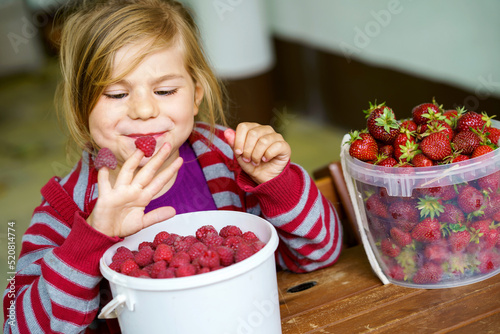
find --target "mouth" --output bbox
[126,131,166,139]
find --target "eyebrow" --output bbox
[152,74,186,85]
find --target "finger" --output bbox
[233,122,259,158]
[114,149,145,186]
[143,206,176,228]
[261,140,291,163]
[224,128,236,148]
[143,156,183,198]
[249,133,284,165]
[239,125,275,163]
[133,143,173,187]
[97,166,112,193]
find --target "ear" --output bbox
[193,81,204,116]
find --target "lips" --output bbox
[126,131,166,139]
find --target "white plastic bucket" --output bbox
[99,210,281,334]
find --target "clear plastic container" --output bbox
[340,120,500,288]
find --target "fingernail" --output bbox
[242,157,251,163]
[251,161,259,166]
[262,156,267,162]
[235,149,242,155]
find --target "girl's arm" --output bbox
[225,124,343,273]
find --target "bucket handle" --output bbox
[98,294,132,319]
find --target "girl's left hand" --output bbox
[224,122,291,184]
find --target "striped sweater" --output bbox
[3,122,342,333]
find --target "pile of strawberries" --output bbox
[347,100,500,285]
[348,101,499,166]
[109,225,266,278]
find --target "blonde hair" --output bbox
[56,0,227,153]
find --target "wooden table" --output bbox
[277,245,500,333]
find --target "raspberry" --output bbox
[120,259,139,275]
[198,267,210,275]
[175,263,197,277]
[196,225,218,241]
[223,236,245,251]
[235,243,255,263]
[202,232,224,247]
[198,250,220,269]
[112,247,134,262]
[153,231,170,247]
[157,267,176,278]
[134,245,154,267]
[215,246,234,266]
[109,259,124,272]
[150,260,167,278]
[164,233,181,246]
[251,240,266,253]
[187,242,208,261]
[169,251,190,268]
[135,136,156,157]
[129,268,150,278]
[138,241,155,250]
[242,231,259,242]
[219,225,242,238]
[94,148,117,170]
[153,244,174,263]
[174,235,198,253]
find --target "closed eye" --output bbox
[155,88,178,96]
[104,93,128,99]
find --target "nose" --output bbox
[128,92,159,120]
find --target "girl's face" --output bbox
[89,40,203,169]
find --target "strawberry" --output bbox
[424,242,450,264]
[484,229,500,249]
[135,136,156,157]
[486,126,500,145]
[412,262,443,284]
[477,171,500,193]
[376,156,398,167]
[381,238,401,257]
[94,148,117,170]
[457,185,484,214]
[400,119,417,132]
[348,131,378,162]
[378,144,394,157]
[367,106,400,144]
[439,203,465,224]
[447,224,471,252]
[456,111,490,132]
[411,153,433,167]
[451,130,481,155]
[419,132,452,161]
[365,193,390,219]
[393,134,419,163]
[472,145,494,158]
[416,196,445,220]
[411,218,442,243]
[412,102,442,125]
[388,200,419,232]
[390,227,412,247]
[477,250,500,274]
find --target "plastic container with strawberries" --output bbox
[341,113,500,289]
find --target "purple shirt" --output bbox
[145,141,217,214]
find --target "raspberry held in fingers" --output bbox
[135,136,157,157]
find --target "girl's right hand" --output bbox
[87,143,183,238]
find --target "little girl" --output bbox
[3,0,342,332]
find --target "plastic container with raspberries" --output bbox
[99,210,281,334]
[341,101,500,289]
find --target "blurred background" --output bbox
[1,0,500,284]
